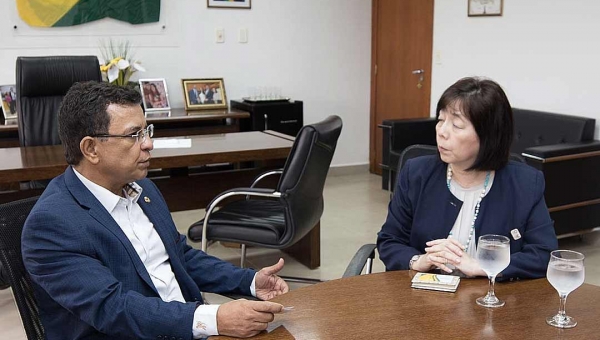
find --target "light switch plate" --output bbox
[216,28,224,43]
[239,28,248,43]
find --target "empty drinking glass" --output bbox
[546,250,585,328]
[476,234,510,308]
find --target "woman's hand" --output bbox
[453,252,486,277]
[418,238,466,273]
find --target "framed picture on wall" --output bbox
[139,79,171,112]
[207,0,251,9]
[0,84,17,120]
[182,78,228,111]
[468,0,503,17]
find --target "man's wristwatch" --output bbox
[409,255,421,270]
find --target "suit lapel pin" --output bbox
[144,196,151,203]
[510,228,521,240]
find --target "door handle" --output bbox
[412,69,425,89]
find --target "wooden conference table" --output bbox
[211,271,600,339]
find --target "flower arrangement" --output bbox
[99,40,145,86]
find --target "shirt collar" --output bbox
[72,167,143,213]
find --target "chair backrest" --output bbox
[16,56,102,147]
[276,115,342,247]
[397,144,438,172]
[0,196,44,340]
[398,144,525,173]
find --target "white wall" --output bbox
[4,1,600,166]
[432,0,600,136]
[0,0,372,166]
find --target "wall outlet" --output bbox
[216,28,224,43]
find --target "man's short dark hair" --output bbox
[436,77,514,171]
[58,81,142,165]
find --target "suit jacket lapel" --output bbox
[64,167,159,295]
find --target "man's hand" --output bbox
[255,258,289,300]
[217,299,283,338]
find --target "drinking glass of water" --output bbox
[476,234,510,308]
[546,250,585,328]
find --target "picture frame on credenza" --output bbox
[182,78,228,111]
[0,84,17,120]
[139,78,171,112]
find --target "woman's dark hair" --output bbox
[58,81,142,165]
[436,77,513,171]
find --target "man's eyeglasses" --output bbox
[91,124,154,144]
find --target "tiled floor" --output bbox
[1,171,599,338]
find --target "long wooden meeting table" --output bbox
[211,270,600,339]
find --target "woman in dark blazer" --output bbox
[377,77,558,281]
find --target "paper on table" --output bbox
[153,139,192,149]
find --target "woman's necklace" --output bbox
[446,165,491,252]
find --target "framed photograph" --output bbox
[139,79,171,112]
[468,0,503,17]
[0,84,17,120]
[182,78,228,111]
[207,0,251,9]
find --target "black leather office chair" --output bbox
[188,116,342,280]
[0,196,44,340]
[16,55,102,147]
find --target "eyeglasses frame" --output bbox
[91,124,154,144]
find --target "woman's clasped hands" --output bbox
[412,239,485,277]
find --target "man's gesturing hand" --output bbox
[255,258,289,300]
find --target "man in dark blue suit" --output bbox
[203,85,214,104]
[22,81,288,340]
[188,85,200,104]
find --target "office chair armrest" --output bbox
[251,169,284,188]
[205,188,279,210]
[342,244,377,278]
[201,188,282,252]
